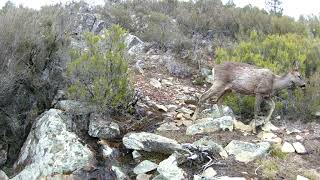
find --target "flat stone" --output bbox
[157,122,180,131]
[186,116,234,135]
[155,104,168,112]
[234,120,253,132]
[296,175,310,180]
[292,142,307,154]
[281,142,295,153]
[176,107,194,115]
[261,122,279,132]
[150,78,162,88]
[162,79,174,86]
[123,132,182,154]
[224,140,270,163]
[258,132,282,144]
[134,160,158,175]
[167,105,178,112]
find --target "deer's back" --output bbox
[215,62,274,95]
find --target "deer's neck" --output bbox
[272,74,291,92]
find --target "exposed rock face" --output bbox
[125,34,145,56]
[186,116,234,135]
[12,109,95,180]
[123,132,182,154]
[0,147,7,166]
[133,160,158,175]
[88,114,121,139]
[154,154,185,180]
[224,140,270,163]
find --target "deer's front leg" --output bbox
[251,95,262,133]
[265,98,276,123]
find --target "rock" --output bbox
[111,166,128,180]
[54,100,95,115]
[134,160,158,175]
[155,104,168,112]
[0,149,7,166]
[175,94,197,104]
[296,135,303,141]
[186,116,234,135]
[202,167,217,178]
[132,150,142,161]
[176,107,194,115]
[181,120,193,127]
[224,140,270,163]
[150,78,162,88]
[0,170,9,180]
[135,60,145,74]
[261,122,279,132]
[125,34,145,56]
[286,128,301,135]
[154,154,185,180]
[200,68,211,77]
[123,132,182,154]
[234,120,253,132]
[193,175,202,180]
[51,90,66,106]
[88,114,121,139]
[199,105,234,119]
[162,79,174,87]
[313,111,320,117]
[137,174,152,180]
[98,139,119,160]
[258,132,282,144]
[167,105,178,112]
[193,137,228,158]
[281,142,295,153]
[296,175,310,180]
[157,122,180,131]
[213,176,246,180]
[206,75,214,83]
[12,109,94,180]
[292,142,307,154]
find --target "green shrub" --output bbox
[66,25,133,113]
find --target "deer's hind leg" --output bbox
[192,81,227,120]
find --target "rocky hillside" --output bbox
[1,1,320,180]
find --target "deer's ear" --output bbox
[292,61,300,71]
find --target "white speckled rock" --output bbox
[224,140,270,163]
[12,109,94,180]
[186,116,234,135]
[123,132,182,154]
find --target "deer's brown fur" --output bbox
[192,61,306,132]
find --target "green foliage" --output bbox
[270,145,287,159]
[260,159,280,179]
[67,25,133,113]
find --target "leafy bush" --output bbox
[67,25,134,113]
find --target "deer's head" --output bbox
[288,61,306,89]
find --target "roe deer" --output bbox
[192,61,306,132]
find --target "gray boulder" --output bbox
[54,100,95,115]
[123,132,182,154]
[224,140,270,163]
[0,148,7,166]
[11,109,95,180]
[186,116,234,135]
[111,166,129,180]
[133,160,158,175]
[88,114,121,139]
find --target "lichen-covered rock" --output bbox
[123,132,182,154]
[88,114,121,139]
[111,166,129,180]
[12,109,95,180]
[125,34,145,56]
[54,100,95,115]
[0,148,7,167]
[186,116,234,135]
[224,140,270,163]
